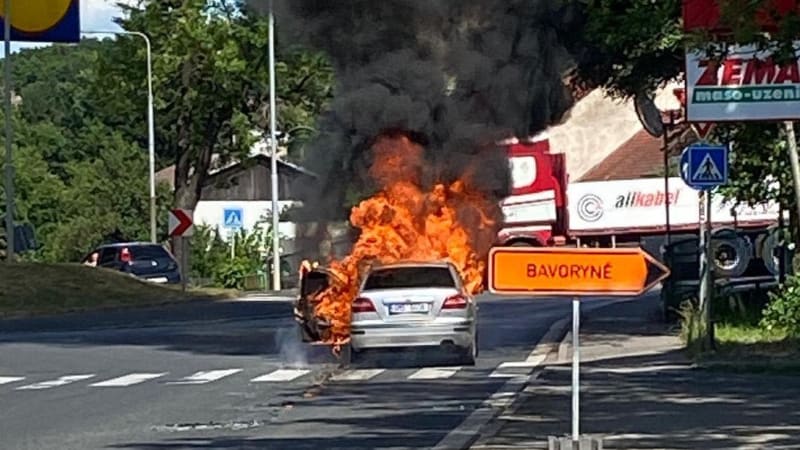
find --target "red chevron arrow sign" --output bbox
[168,209,194,237]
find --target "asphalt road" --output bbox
[0,294,620,450]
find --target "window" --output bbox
[509,156,537,189]
[363,266,456,290]
[98,248,117,265]
[130,245,171,260]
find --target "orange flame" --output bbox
[313,134,498,345]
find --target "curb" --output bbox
[0,295,218,322]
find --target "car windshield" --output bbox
[363,266,456,290]
[129,245,171,260]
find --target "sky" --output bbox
[7,0,124,54]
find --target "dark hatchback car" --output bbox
[82,242,182,284]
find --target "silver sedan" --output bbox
[349,261,478,365]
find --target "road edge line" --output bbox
[439,297,635,450]
[432,314,571,450]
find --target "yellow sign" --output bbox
[0,0,80,43]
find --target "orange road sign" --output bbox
[488,246,671,297]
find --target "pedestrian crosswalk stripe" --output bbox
[90,373,168,387]
[330,369,385,381]
[488,368,529,379]
[167,369,242,385]
[251,369,310,382]
[16,374,95,390]
[408,367,461,380]
[0,376,25,385]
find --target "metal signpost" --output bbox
[223,207,243,259]
[680,143,728,349]
[3,0,13,261]
[168,208,194,292]
[488,247,671,449]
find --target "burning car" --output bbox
[291,134,493,354]
[294,259,478,365]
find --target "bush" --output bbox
[189,214,276,290]
[761,276,800,337]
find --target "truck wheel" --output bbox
[760,228,793,277]
[710,228,751,278]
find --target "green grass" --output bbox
[701,323,800,374]
[678,297,800,374]
[0,263,239,318]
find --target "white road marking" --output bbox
[167,369,242,385]
[0,376,25,385]
[90,373,167,387]
[330,369,385,381]
[488,369,527,378]
[408,367,461,380]
[497,354,547,369]
[16,374,95,390]
[250,369,310,382]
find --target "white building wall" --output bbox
[193,200,299,248]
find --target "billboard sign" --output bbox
[567,177,780,232]
[685,41,800,121]
[0,0,80,43]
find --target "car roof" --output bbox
[97,242,162,249]
[367,260,455,270]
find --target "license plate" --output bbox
[148,277,169,284]
[388,303,431,314]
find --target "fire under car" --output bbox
[294,260,479,365]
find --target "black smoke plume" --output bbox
[248,0,581,233]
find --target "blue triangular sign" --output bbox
[224,209,242,228]
[692,154,723,182]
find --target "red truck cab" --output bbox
[497,134,568,246]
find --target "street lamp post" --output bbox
[83,30,157,244]
[268,0,281,291]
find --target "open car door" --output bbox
[294,263,333,343]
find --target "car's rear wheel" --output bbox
[458,331,478,366]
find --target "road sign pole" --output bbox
[180,236,187,293]
[706,193,715,350]
[698,190,707,312]
[3,0,14,262]
[571,297,580,444]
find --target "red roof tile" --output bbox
[578,117,695,182]
[578,129,666,181]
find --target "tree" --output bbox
[0,1,333,263]
[92,0,332,262]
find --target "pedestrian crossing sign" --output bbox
[681,144,728,190]
[223,207,244,229]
